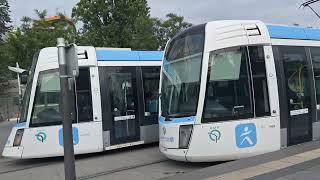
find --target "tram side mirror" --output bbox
[20,71,29,84]
[65,44,79,78]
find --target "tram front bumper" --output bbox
[159,145,188,161]
[2,146,23,159]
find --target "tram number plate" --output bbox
[290,108,308,116]
[114,115,135,121]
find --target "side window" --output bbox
[142,66,160,116]
[109,67,137,117]
[31,70,62,126]
[76,69,93,122]
[30,68,93,127]
[203,47,254,122]
[280,47,311,111]
[249,46,271,117]
[310,48,320,105]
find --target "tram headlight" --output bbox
[13,129,24,146]
[179,125,193,149]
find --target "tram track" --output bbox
[0,143,214,180]
[0,158,172,179]
[0,158,59,175]
[78,158,169,180]
[0,158,169,177]
[0,152,214,180]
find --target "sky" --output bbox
[7,0,320,28]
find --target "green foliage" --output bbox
[0,9,75,83]
[73,0,157,49]
[0,1,192,83]
[153,13,192,50]
[73,1,192,50]
[0,0,11,39]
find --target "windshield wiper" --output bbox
[159,93,171,121]
[168,112,195,118]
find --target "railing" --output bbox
[0,97,20,122]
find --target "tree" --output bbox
[0,9,75,83]
[0,0,11,40]
[153,13,192,50]
[73,0,158,49]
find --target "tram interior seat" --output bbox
[204,99,230,118]
[204,80,250,118]
[36,107,62,123]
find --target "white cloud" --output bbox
[148,0,320,27]
[7,0,320,28]
[8,0,79,26]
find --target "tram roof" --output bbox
[96,49,163,61]
[267,24,320,41]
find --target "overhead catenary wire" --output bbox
[300,0,320,20]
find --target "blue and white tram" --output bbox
[3,47,163,159]
[159,20,320,162]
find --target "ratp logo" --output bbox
[208,128,221,143]
[235,123,257,148]
[35,131,47,142]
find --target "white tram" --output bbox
[159,20,320,162]
[3,47,163,159]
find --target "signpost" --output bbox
[57,38,78,180]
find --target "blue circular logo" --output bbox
[208,129,221,143]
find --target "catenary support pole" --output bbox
[16,62,22,100]
[57,38,76,180]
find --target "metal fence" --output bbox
[0,97,20,122]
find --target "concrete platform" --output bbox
[166,141,320,180]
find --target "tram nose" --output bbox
[159,123,193,149]
[159,123,179,149]
[2,127,24,158]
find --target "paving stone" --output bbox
[236,165,271,179]
[260,160,291,170]
[279,156,305,164]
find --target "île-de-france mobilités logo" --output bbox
[235,123,257,148]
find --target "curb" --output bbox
[164,141,320,180]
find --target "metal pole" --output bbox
[6,98,9,121]
[16,62,22,102]
[57,38,76,180]
[16,62,21,96]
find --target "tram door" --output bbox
[107,67,140,145]
[279,47,313,145]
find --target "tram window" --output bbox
[310,48,320,105]
[30,70,63,126]
[203,47,254,122]
[76,68,93,122]
[280,47,311,111]
[142,67,160,116]
[249,46,271,117]
[109,67,136,117]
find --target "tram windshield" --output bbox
[19,52,39,123]
[161,30,204,118]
